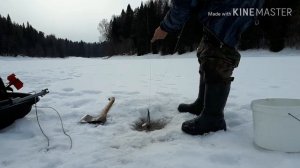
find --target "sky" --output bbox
[0,0,147,43]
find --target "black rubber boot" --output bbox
[177,75,205,115]
[181,82,230,135]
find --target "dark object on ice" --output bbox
[80,97,115,124]
[0,77,49,130]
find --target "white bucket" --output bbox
[251,98,300,152]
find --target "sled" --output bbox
[0,90,49,130]
[80,97,115,124]
[0,76,49,130]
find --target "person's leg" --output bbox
[177,41,208,115]
[177,69,205,115]
[181,31,241,135]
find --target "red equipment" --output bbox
[7,74,23,90]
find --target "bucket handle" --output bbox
[288,113,300,123]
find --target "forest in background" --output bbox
[0,15,102,57]
[1,0,300,57]
[99,0,300,56]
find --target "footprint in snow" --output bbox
[62,88,74,92]
[112,91,140,95]
[226,112,246,128]
[239,104,251,111]
[226,102,238,108]
[269,85,280,88]
[157,92,173,97]
[65,99,94,108]
[208,153,240,165]
[227,119,244,128]
[82,90,102,95]
[230,95,238,99]
[56,92,82,97]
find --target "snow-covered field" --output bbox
[1,49,300,168]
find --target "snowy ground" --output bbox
[1,49,300,168]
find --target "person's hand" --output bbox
[151,26,168,43]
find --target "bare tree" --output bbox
[98,19,110,42]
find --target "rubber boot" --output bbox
[177,75,205,115]
[181,82,230,135]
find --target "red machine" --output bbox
[7,73,23,90]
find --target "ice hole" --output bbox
[132,117,168,132]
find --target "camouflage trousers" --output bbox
[197,39,241,84]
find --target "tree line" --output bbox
[1,0,299,58]
[0,14,103,57]
[99,0,300,56]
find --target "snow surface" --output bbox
[1,49,300,168]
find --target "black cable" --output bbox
[34,97,50,149]
[36,106,73,150]
[31,89,72,150]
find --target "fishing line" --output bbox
[148,54,152,112]
[147,5,152,113]
[145,4,185,114]
[173,23,186,54]
[288,113,300,122]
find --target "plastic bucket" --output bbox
[251,98,300,152]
